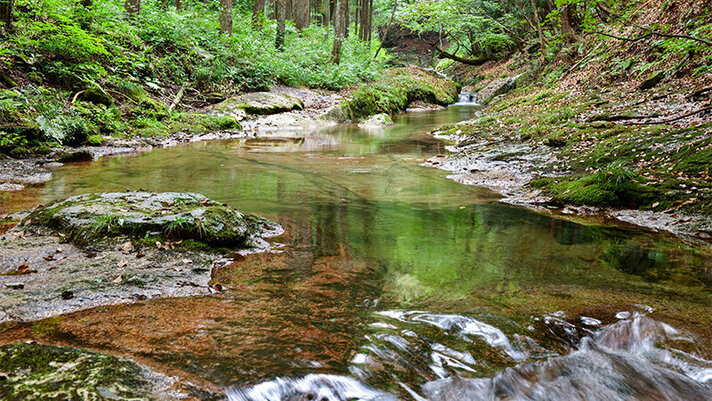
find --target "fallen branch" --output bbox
[434,45,494,66]
[168,84,186,113]
[627,106,712,125]
[0,70,17,88]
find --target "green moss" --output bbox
[85,134,106,146]
[0,343,155,400]
[535,169,660,208]
[334,67,460,121]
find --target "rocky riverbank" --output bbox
[423,68,712,245]
[0,192,282,324]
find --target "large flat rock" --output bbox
[0,343,218,400]
[214,92,304,115]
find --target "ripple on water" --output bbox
[226,312,712,401]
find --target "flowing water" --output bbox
[1,106,711,400]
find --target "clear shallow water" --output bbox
[1,106,711,399]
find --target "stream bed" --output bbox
[1,106,711,400]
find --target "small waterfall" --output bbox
[455,92,479,105]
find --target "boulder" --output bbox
[76,87,114,106]
[358,113,395,128]
[24,191,281,247]
[214,92,304,115]
[478,77,517,105]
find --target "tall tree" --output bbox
[220,0,233,35]
[275,0,287,49]
[124,0,140,16]
[293,0,310,30]
[0,0,14,34]
[252,0,266,27]
[331,0,347,63]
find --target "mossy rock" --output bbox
[215,92,304,115]
[639,71,665,91]
[0,343,202,400]
[76,87,114,106]
[25,192,282,248]
[58,149,94,163]
[0,344,155,400]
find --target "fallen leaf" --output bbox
[112,275,123,283]
[56,247,63,253]
[44,254,55,261]
[120,242,134,253]
[117,260,129,268]
[652,202,660,208]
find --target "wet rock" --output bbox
[215,92,304,116]
[24,191,282,248]
[57,149,94,163]
[358,113,394,128]
[0,343,209,400]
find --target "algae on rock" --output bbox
[24,192,282,248]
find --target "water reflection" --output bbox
[1,106,711,398]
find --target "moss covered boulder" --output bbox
[0,343,211,400]
[25,192,282,248]
[324,67,460,122]
[214,92,304,115]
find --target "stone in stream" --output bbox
[214,92,304,115]
[358,113,394,128]
[24,192,281,247]
[477,77,517,105]
[0,192,283,323]
[0,343,218,400]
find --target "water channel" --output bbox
[1,105,711,400]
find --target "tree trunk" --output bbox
[252,0,266,27]
[220,0,233,35]
[561,5,578,41]
[275,0,286,49]
[293,0,310,30]
[175,0,181,11]
[529,0,546,50]
[124,0,140,16]
[0,0,13,34]
[285,0,293,23]
[331,0,347,63]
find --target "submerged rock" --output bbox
[24,192,281,248]
[214,92,304,115]
[0,343,214,400]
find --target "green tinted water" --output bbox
[3,106,711,398]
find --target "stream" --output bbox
[1,105,711,400]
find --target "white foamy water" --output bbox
[225,313,712,401]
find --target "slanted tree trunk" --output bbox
[220,0,233,35]
[252,0,266,27]
[275,0,286,49]
[331,0,347,63]
[293,0,310,30]
[124,0,140,16]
